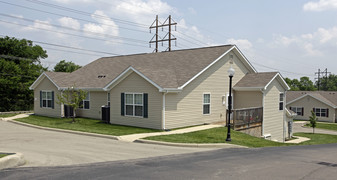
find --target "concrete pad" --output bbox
[0,153,25,170]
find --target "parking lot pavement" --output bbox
[0,121,214,167]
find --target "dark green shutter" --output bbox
[326,108,329,117]
[40,91,42,107]
[143,93,148,118]
[302,107,304,116]
[121,93,125,116]
[51,91,54,109]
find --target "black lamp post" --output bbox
[226,66,235,141]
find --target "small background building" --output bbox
[286,91,337,123]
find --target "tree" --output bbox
[0,36,47,111]
[57,87,87,123]
[319,74,337,91]
[299,77,315,91]
[284,77,316,91]
[309,110,317,134]
[53,60,81,72]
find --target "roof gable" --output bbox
[30,45,257,91]
[286,91,337,108]
[233,72,289,91]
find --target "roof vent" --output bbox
[98,75,106,78]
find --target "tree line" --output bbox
[285,75,337,91]
[0,36,81,112]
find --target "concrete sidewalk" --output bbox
[118,124,224,142]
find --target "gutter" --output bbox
[162,91,168,130]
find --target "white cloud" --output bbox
[58,17,81,30]
[272,26,337,56]
[226,38,253,51]
[303,0,337,11]
[24,19,54,31]
[83,10,119,38]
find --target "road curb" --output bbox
[135,139,248,148]
[8,120,121,141]
[0,153,25,170]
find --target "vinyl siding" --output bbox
[109,72,162,129]
[34,77,61,117]
[165,52,251,129]
[234,91,262,109]
[287,96,335,123]
[77,91,107,119]
[263,80,285,142]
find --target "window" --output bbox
[79,92,90,109]
[107,93,110,106]
[125,93,143,117]
[279,93,284,110]
[41,91,53,108]
[203,94,210,115]
[314,108,329,117]
[290,107,303,116]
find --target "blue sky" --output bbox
[1,0,337,80]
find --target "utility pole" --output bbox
[149,15,177,52]
[315,69,321,90]
[315,68,331,91]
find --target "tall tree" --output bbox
[284,77,316,91]
[0,36,47,111]
[53,60,81,72]
[319,74,337,91]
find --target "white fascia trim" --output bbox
[287,94,336,108]
[263,73,290,91]
[103,66,163,91]
[160,88,182,93]
[29,72,60,90]
[178,46,235,89]
[233,87,263,91]
[59,87,105,91]
[232,45,257,73]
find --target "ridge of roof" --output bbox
[286,91,337,107]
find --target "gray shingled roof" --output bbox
[234,72,278,88]
[46,45,234,89]
[286,91,337,107]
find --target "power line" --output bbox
[251,61,314,77]
[0,35,121,56]
[25,0,149,28]
[0,13,148,44]
[0,19,148,48]
[0,1,148,34]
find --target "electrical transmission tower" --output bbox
[315,68,331,90]
[149,15,177,52]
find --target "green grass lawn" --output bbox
[15,115,160,136]
[0,113,19,118]
[145,127,337,148]
[0,154,8,158]
[304,122,337,131]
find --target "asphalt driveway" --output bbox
[0,121,214,167]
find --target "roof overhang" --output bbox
[287,94,337,108]
[263,73,290,91]
[29,72,60,90]
[104,66,167,92]
[233,87,264,91]
[178,45,257,90]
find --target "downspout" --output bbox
[261,90,265,136]
[162,91,168,130]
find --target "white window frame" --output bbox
[42,90,53,108]
[315,107,327,117]
[203,93,211,115]
[125,93,144,117]
[279,93,284,111]
[291,107,303,116]
[79,92,90,110]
